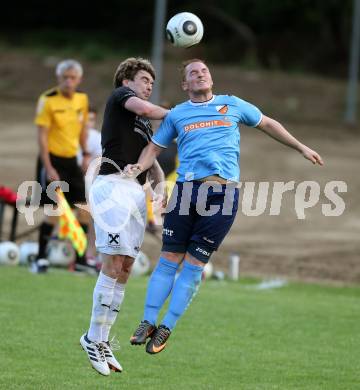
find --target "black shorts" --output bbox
[161,181,239,263]
[36,154,86,207]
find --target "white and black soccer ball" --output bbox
[19,241,39,266]
[46,239,75,267]
[131,251,150,277]
[166,12,204,48]
[0,241,20,266]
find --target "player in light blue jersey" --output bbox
[128,59,323,354]
[151,93,262,182]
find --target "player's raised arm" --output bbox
[147,159,168,212]
[256,115,324,166]
[125,142,163,177]
[124,96,169,120]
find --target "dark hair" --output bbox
[180,58,207,81]
[89,106,97,114]
[113,57,155,88]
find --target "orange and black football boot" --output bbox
[146,325,171,354]
[130,320,156,345]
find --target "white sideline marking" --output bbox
[254,279,288,290]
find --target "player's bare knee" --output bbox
[100,254,124,278]
[185,252,206,267]
[161,251,184,264]
[117,268,131,283]
[117,256,135,283]
[122,258,133,274]
[111,255,126,277]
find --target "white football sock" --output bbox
[102,282,126,342]
[87,272,117,342]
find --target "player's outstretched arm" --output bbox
[147,159,168,209]
[124,142,163,177]
[256,115,324,166]
[148,159,166,190]
[124,97,169,120]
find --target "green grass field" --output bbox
[0,267,359,390]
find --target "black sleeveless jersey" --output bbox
[99,86,153,185]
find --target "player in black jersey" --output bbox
[80,58,169,376]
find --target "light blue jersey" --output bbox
[152,95,262,182]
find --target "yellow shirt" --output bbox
[35,87,89,158]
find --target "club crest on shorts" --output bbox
[108,233,120,247]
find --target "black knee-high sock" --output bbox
[37,222,54,260]
[76,223,89,265]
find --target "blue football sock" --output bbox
[143,257,179,325]
[161,260,203,330]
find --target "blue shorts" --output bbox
[162,181,239,263]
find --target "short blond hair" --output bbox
[113,57,155,88]
[180,58,207,81]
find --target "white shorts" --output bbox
[89,174,146,258]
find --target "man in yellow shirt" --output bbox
[34,59,90,273]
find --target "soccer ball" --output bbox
[166,12,204,48]
[131,251,150,277]
[0,241,20,266]
[46,239,75,267]
[19,241,39,265]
